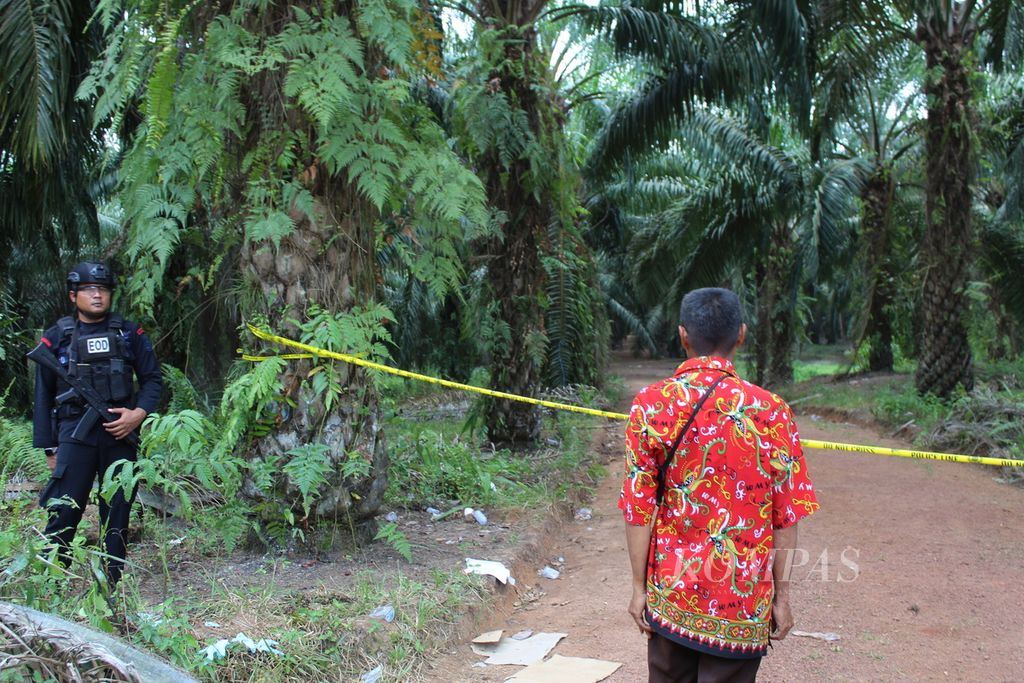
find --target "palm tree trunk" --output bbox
[861,166,896,372]
[243,182,387,535]
[914,13,975,397]
[758,222,796,388]
[754,258,769,386]
[237,3,388,537]
[484,192,545,443]
[478,9,551,444]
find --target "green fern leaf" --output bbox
[282,444,333,516]
[374,521,413,562]
[246,209,295,247]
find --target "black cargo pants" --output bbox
[40,438,137,585]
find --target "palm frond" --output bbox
[0,0,106,331]
[605,296,659,354]
[682,111,802,190]
[980,0,1021,70]
[0,0,73,166]
[578,5,725,67]
[986,73,1024,223]
[583,24,760,176]
[979,219,1024,326]
[797,157,866,279]
[629,169,778,307]
[728,0,812,126]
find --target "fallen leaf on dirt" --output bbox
[504,654,622,683]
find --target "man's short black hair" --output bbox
[679,288,743,356]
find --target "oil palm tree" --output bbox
[82,0,488,534]
[445,0,616,442]
[0,0,108,406]
[975,68,1024,357]
[898,0,1021,395]
[0,0,107,300]
[827,52,924,371]
[580,0,810,178]
[610,111,863,386]
[579,0,830,383]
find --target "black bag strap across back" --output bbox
[655,372,730,506]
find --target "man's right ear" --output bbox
[679,325,691,353]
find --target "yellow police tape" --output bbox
[246,325,1023,469]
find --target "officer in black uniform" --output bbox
[32,262,162,585]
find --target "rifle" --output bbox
[27,343,140,447]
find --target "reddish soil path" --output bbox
[425,358,1024,682]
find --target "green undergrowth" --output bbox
[733,346,855,386]
[0,484,485,682]
[118,568,486,682]
[382,372,611,520]
[784,355,1024,468]
[786,374,946,429]
[383,412,605,514]
[0,370,610,682]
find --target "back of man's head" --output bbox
[679,288,743,356]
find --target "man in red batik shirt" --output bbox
[620,288,819,682]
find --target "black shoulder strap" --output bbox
[108,313,125,331]
[656,372,730,506]
[56,316,75,339]
[67,317,81,376]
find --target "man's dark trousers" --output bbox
[648,633,762,683]
[41,438,137,584]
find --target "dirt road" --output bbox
[426,358,1024,682]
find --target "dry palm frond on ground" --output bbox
[0,601,196,683]
[927,389,1024,482]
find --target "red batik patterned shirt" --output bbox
[619,357,819,658]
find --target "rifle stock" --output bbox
[27,343,140,447]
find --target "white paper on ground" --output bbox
[470,632,566,665]
[790,630,841,642]
[504,655,622,683]
[472,629,504,644]
[464,558,516,585]
[199,633,284,662]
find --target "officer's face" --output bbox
[69,284,112,320]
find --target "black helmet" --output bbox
[67,261,115,291]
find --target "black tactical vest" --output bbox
[55,314,134,405]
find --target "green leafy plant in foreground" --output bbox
[386,429,532,508]
[871,383,954,433]
[0,497,115,628]
[374,522,412,562]
[0,412,49,485]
